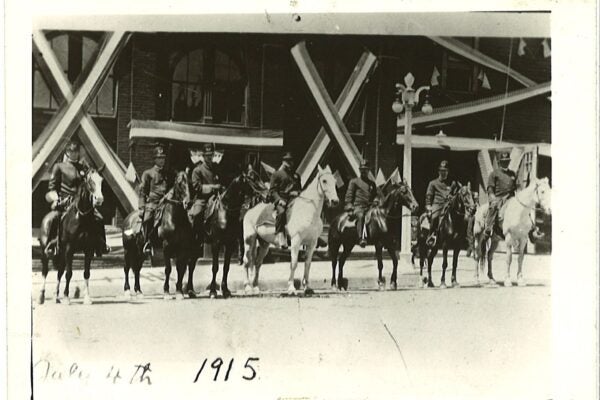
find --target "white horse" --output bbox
[242,165,339,295]
[473,177,551,287]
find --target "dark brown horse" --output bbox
[328,180,419,291]
[38,167,105,305]
[417,182,475,288]
[204,173,253,298]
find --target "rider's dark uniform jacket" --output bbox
[191,162,219,202]
[48,160,87,201]
[138,165,171,220]
[426,177,454,216]
[269,164,301,205]
[344,177,377,212]
[487,168,517,198]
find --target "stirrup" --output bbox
[426,234,437,248]
[44,243,56,257]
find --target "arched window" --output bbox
[33,32,117,116]
[170,47,247,125]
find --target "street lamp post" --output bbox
[392,73,433,256]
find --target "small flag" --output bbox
[333,170,344,188]
[430,66,440,87]
[260,161,276,178]
[517,38,527,56]
[125,162,138,183]
[478,70,491,90]
[375,169,386,187]
[541,39,551,58]
[212,150,224,164]
[387,167,401,185]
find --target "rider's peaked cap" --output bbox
[153,145,167,158]
[359,160,370,170]
[438,160,449,170]
[282,151,294,161]
[203,143,215,156]
[498,151,511,161]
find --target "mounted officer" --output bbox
[44,138,109,257]
[269,152,301,249]
[425,160,456,247]
[484,151,517,238]
[189,143,222,239]
[138,144,173,255]
[344,160,378,248]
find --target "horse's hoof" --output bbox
[123,290,131,300]
[452,281,460,288]
[390,282,398,291]
[175,292,184,301]
[340,278,349,291]
[331,284,338,292]
[63,297,71,305]
[83,296,92,305]
[222,288,232,299]
[163,293,171,301]
[440,282,447,289]
[427,281,435,288]
[304,288,315,296]
[209,290,218,299]
[187,290,197,299]
[517,279,527,287]
[55,297,61,304]
[73,287,80,299]
[504,279,513,288]
[487,280,498,288]
[252,286,260,295]
[244,285,253,295]
[287,286,297,296]
[38,291,45,305]
[135,291,144,299]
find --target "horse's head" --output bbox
[534,177,552,214]
[456,182,476,216]
[172,170,191,207]
[387,178,419,214]
[316,165,339,207]
[84,166,105,207]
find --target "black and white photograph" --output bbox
[3,3,599,400]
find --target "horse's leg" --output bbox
[426,245,438,288]
[504,234,514,287]
[82,250,93,305]
[163,255,173,300]
[39,254,49,305]
[487,239,498,287]
[252,241,269,295]
[330,240,340,290]
[221,243,233,299]
[451,243,460,288]
[517,239,528,286]
[174,255,187,301]
[440,247,449,289]
[287,237,301,295]
[419,239,428,286]
[302,239,318,296]
[387,246,399,290]
[209,242,220,299]
[63,247,73,305]
[186,257,197,298]
[55,254,65,304]
[134,254,144,298]
[375,244,385,290]
[338,243,353,291]
[123,247,131,299]
[243,236,256,294]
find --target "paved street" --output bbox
[32,255,551,400]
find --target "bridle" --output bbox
[385,183,418,220]
[298,171,336,207]
[74,170,96,216]
[515,181,547,212]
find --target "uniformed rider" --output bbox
[189,143,222,238]
[425,160,456,247]
[344,160,378,248]
[484,151,517,238]
[44,138,109,257]
[138,144,172,255]
[269,152,301,249]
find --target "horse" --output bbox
[204,173,254,299]
[121,208,146,300]
[328,179,419,291]
[417,182,475,289]
[37,167,105,305]
[242,165,339,296]
[473,177,551,287]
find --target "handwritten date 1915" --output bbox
[193,357,259,383]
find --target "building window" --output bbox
[170,47,247,125]
[32,32,117,116]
